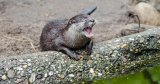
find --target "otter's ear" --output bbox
[80,6,97,15]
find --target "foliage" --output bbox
[92,66,160,84]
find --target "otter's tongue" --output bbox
[85,27,91,34]
[83,27,93,38]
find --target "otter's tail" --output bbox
[81,6,97,15]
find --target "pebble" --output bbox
[27,59,31,62]
[27,63,32,66]
[1,74,7,80]
[87,60,93,65]
[16,67,23,71]
[37,66,45,72]
[7,69,15,78]
[25,79,29,84]
[139,38,145,43]
[19,59,24,62]
[68,74,74,77]
[98,73,102,76]
[20,71,25,77]
[16,79,23,83]
[129,38,134,41]
[90,68,94,74]
[29,73,36,83]
[44,73,48,78]
[36,74,43,79]
[69,64,74,68]
[57,74,65,79]
[120,44,128,49]
[5,68,9,71]
[48,71,53,76]
[23,64,28,69]
[135,49,139,53]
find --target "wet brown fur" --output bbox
[40,14,94,60]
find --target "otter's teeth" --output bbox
[85,32,93,38]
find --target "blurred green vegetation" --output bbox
[92,66,160,84]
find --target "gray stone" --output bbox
[36,74,43,79]
[1,74,7,80]
[7,69,15,78]
[29,73,36,83]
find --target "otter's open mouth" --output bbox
[83,27,93,38]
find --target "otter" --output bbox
[40,6,97,60]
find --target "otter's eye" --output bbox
[90,19,95,22]
[71,20,76,23]
[69,20,76,24]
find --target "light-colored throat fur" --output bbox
[63,22,90,48]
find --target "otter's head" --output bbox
[67,14,96,38]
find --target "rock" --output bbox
[27,63,32,66]
[132,2,160,26]
[1,74,7,80]
[37,66,45,72]
[7,69,15,78]
[27,59,31,62]
[29,73,36,83]
[0,28,159,83]
[36,74,43,79]
[44,73,48,78]
[48,71,53,76]
[16,67,23,71]
[25,79,29,84]
[89,68,94,74]
[57,74,65,79]
[120,44,128,49]
[16,79,23,83]
[120,24,154,36]
[68,74,74,78]
[23,64,28,69]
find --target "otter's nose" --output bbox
[90,19,95,22]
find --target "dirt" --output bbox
[0,0,134,57]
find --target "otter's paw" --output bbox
[86,50,92,55]
[74,55,83,61]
